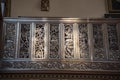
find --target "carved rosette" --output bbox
[18,24,31,58]
[3,23,16,59]
[49,24,60,59]
[107,24,120,60]
[78,24,89,59]
[64,24,74,59]
[93,24,106,60]
[34,24,45,59]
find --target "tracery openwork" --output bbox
[3,23,16,59]
[78,24,89,59]
[34,24,45,59]
[64,24,74,59]
[49,24,60,59]
[107,24,120,60]
[18,24,31,58]
[93,24,106,60]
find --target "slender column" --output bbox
[0,0,3,57]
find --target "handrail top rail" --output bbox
[3,17,120,23]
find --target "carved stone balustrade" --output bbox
[0,17,120,80]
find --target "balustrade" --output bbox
[0,18,120,71]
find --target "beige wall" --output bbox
[11,0,106,18]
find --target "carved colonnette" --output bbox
[0,18,120,79]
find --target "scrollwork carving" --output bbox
[19,24,30,58]
[1,61,120,71]
[64,24,74,59]
[49,24,60,59]
[107,24,120,60]
[34,24,45,59]
[3,23,16,59]
[93,24,106,60]
[78,24,89,59]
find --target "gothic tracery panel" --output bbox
[107,24,120,60]
[3,23,16,59]
[18,24,31,58]
[64,24,74,59]
[49,24,60,59]
[34,24,45,59]
[93,24,106,60]
[78,24,89,59]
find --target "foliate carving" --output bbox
[49,24,60,59]
[34,24,45,59]
[64,24,74,59]
[3,23,16,59]
[19,24,30,58]
[1,61,120,71]
[93,24,106,60]
[107,24,120,60]
[78,24,89,59]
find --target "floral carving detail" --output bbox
[1,61,120,71]
[49,24,60,59]
[19,24,30,58]
[78,24,89,59]
[64,24,74,59]
[107,24,120,60]
[34,24,45,59]
[3,23,16,59]
[93,24,106,60]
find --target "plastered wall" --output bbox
[11,0,106,18]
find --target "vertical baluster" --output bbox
[45,23,49,59]
[73,23,79,59]
[88,23,94,61]
[60,23,64,59]
[15,22,20,59]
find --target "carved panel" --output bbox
[3,23,16,59]
[93,24,106,60]
[18,24,31,58]
[49,24,60,59]
[78,24,89,59]
[34,24,45,59]
[107,24,120,60]
[1,61,120,71]
[64,24,74,59]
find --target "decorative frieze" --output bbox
[0,61,120,71]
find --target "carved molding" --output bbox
[0,73,120,79]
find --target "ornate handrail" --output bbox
[0,17,120,72]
